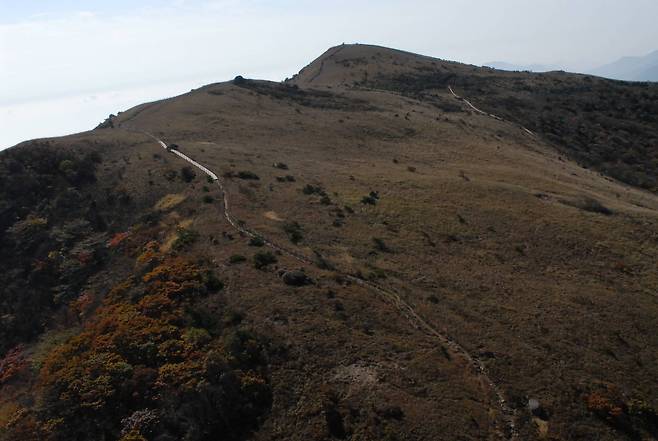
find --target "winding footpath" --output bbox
[126,126,518,440]
[448,86,535,137]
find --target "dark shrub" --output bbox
[253,251,277,269]
[368,267,388,280]
[229,254,247,264]
[237,171,260,180]
[283,222,303,244]
[249,236,265,247]
[181,166,196,183]
[202,195,214,204]
[323,391,347,438]
[302,184,325,195]
[95,114,115,129]
[281,270,312,286]
[275,174,295,183]
[361,195,377,205]
[579,197,614,215]
[173,228,199,250]
[361,191,379,205]
[204,271,224,292]
[314,251,335,270]
[564,196,614,215]
[372,237,392,253]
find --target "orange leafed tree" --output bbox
[107,232,130,248]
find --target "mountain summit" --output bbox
[1,44,657,441]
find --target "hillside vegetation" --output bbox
[1,44,658,441]
[294,44,658,192]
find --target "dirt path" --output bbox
[125,126,518,440]
[306,44,348,84]
[448,85,535,136]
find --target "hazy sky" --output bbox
[1,0,657,149]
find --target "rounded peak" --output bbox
[289,43,455,88]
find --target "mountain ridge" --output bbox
[482,61,561,73]
[589,49,658,81]
[1,43,657,441]
[481,49,658,82]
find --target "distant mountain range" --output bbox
[485,50,658,81]
[483,61,561,73]
[588,50,658,81]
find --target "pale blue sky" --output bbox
[1,0,657,148]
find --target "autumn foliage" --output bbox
[584,385,658,438]
[2,256,270,441]
[0,346,27,386]
[107,231,131,248]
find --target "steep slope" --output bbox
[1,44,658,441]
[0,131,272,440]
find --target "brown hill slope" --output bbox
[1,44,658,441]
[293,44,658,191]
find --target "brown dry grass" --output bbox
[154,193,187,211]
[5,44,656,441]
[110,50,658,437]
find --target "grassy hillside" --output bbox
[1,44,657,441]
[293,44,658,192]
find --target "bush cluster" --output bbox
[361,191,380,205]
[253,250,277,269]
[282,222,303,244]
